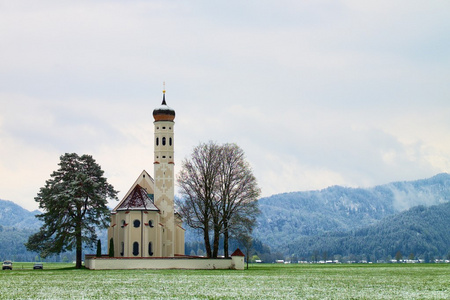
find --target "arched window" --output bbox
[169,137,172,146]
[133,220,140,228]
[148,242,153,256]
[148,220,154,228]
[120,242,124,257]
[162,137,166,145]
[156,137,159,146]
[133,242,139,256]
[121,220,126,228]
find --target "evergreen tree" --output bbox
[109,238,114,257]
[25,153,118,268]
[96,239,102,257]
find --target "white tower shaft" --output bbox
[153,116,175,257]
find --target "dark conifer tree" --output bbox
[96,239,102,257]
[109,238,114,257]
[26,153,118,268]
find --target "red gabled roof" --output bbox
[116,184,159,211]
[231,248,245,257]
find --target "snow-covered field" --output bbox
[1,263,449,299]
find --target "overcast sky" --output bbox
[1,1,449,211]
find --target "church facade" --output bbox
[107,91,185,258]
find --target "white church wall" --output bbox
[85,255,244,270]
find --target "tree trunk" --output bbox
[246,246,249,270]
[203,225,212,258]
[223,221,229,258]
[76,232,82,268]
[212,224,220,258]
[75,212,83,269]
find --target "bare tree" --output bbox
[177,142,222,257]
[218,143,260,257]
[177,141,260,258]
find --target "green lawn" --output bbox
[1,263,449,299]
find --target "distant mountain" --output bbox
[0,199,41,229]
[0,199,42,261]
[285,201,450,260]
[253,173,450,254]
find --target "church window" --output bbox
[162,156,166,158]
[120,242,124,257]
[169,138,172,146]
[162,137,166,145]
[149,220,154,228]
[133,242,139,256]
[162,126,166,129]
[148,242,153,256]
[156,137,159,146]
[133,220,140,228]
[121,220,126,228]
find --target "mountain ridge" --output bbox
[0,199,41,229]
[253,173,450,253]
[2,173,450,261]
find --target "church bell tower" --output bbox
[152,87,176,257]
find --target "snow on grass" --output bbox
[0,263,449,299]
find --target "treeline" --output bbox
[285,202,450,262]
[0,226,36,261]
[0,226,76,262]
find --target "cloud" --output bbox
[1,1,449,210]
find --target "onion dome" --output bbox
[153,90,175,122]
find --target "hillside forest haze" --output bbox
[1,173,450,262]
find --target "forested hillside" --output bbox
[0,226,39,261]
[0,200,42,261]
[285,201,450,261]
[0,199,101,262]
[253,173,450,252]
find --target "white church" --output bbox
[107,90,185,258]
[85,90,244,270]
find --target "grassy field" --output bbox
[0,263,449,299]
